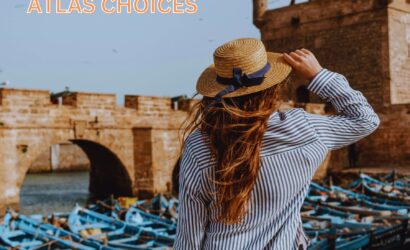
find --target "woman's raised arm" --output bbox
[304,69,380,150]
[284,49,380,150]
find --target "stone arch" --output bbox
[71,139,133,199]
[0,89,191,214]
[17,137,133,212]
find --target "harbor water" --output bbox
[19,171,90,215]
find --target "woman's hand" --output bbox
[283,49,323,81]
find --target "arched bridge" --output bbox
[0,88,195,213]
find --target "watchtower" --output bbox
[254,0,410,171]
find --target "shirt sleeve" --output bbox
[305,69,380,150]
[174,148,208,249]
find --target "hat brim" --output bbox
[196,52,292,98]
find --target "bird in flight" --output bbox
[1,81,10,86]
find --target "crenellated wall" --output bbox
[0,88,197,213]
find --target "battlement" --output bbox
[60,92,117,109]
[256,0,392,38]
[0,88,196,112]
[256,0,410,32]
[0,88,118,109]
[124,95,198,112]
[0,88,51,107]
[125,95,172,112]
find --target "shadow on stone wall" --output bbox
[29,142,90,173]
[71,140,133,200]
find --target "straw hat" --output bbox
[196,38,292,99]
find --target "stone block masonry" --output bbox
[0,88,191,214]
[254,0,410,172]
[29,142,90,173]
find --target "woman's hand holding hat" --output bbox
[283,49,323,81]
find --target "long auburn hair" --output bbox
[180,78,288,224]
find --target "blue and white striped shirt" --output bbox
[174,69,380,250]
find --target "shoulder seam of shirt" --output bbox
[300,109,331,152]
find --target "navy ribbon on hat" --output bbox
[214,62,271,102]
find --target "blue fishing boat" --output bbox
[125,206,176,231]
[88,197,124,219]
[135,194,179,222]
[0,210,104,250]
[68,205,174,250]
[88,196,177,234]
[330,184,410,208]
[308,238,329,250]
[308,183,405,250]
[355,173,410,192]
[305,218,408,249]
[306,228,369,250]
[1,172,409,250]
[348,174,410,205]
[381,170,410,189]
[309,182,410,216]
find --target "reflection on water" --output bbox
[20,171,90,215]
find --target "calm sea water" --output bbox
[19,171,90,215]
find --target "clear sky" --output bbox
[0,0,306,103]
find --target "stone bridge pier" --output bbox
[0,88,195,213]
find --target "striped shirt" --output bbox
[174,69,380,250]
